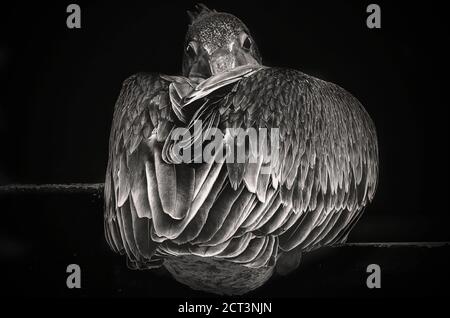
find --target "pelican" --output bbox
[104,4,378,295]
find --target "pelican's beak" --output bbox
[209,44,259,75]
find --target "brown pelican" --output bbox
[104,4,378,295]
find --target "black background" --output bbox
[0,0,449,299]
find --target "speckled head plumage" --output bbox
[182,4,262,79]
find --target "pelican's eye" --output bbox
[186,42,197,58]
[240,33,252,51]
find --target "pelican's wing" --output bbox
[104,73,176,268]
[218,67,378,252]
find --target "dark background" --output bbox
[0,1,449,299]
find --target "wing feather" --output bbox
[219,67,378,252]
[105,73,175,264]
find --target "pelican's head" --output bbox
[182,4,262,80]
